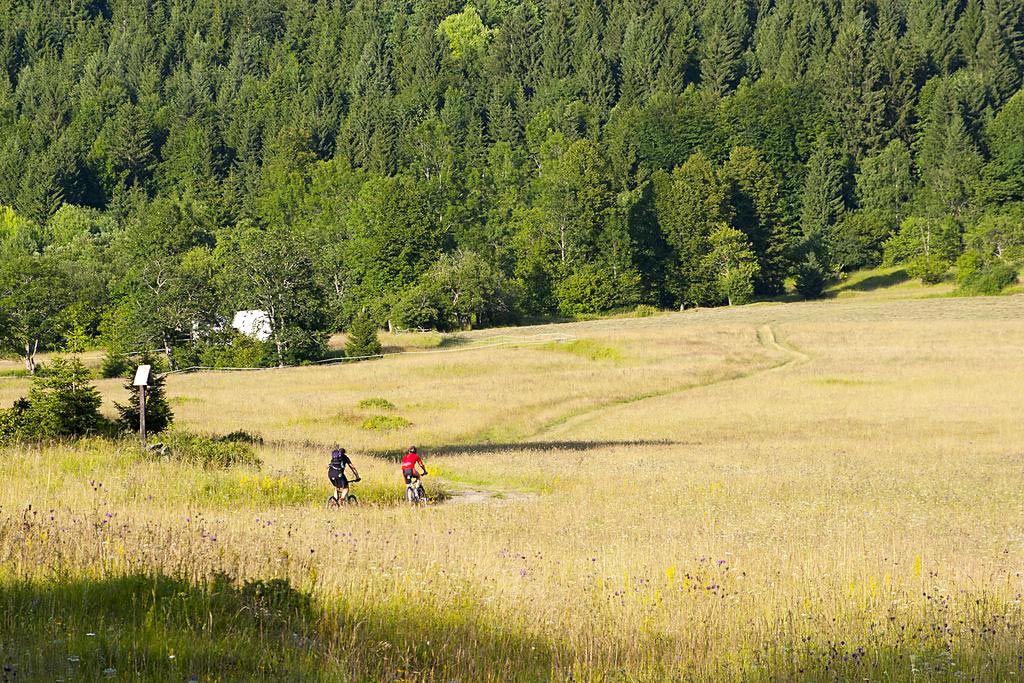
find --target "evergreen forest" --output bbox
[1,0,1023,369]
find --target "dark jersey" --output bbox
[328,450,351,476]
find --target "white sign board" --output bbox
[133,364,152,387]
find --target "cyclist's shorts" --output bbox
[329,473,349,488]
[403,470,419,485]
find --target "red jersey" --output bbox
[401,452,423,471]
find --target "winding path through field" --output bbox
[532,322,809,442]
[443,322,812,505]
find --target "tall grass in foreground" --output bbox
[3,499,1024,681]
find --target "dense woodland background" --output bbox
[0,0,1022,369]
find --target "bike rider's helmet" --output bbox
[408,446,417,454]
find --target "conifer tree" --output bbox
[825,13,886,160]
[975,0,1021,104]
[699,0,744,95]
[116,365,174,435]
[346,311,382,358]
[800,141,847,275]
[573,0,615,110]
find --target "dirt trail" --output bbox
[441,323,809,505]
[756,323,812,365]
[533,323,809,441]
[445,488,537,505]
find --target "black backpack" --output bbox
[328,449,349,474]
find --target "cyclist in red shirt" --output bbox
[401,446,428,486]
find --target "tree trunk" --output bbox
[163,337,176,371]
[274,335,285,367]
[24,340,38,374]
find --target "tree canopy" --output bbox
[0,0,1022,364]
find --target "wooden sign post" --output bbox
[133,365,152,448]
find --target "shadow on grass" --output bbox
[371,439,683,461]
[828,268,911,296]
[0,572,556,681]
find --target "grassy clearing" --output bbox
[4,295,1024,679]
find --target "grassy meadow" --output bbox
[3,292,1024,680]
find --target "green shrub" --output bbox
[168,333,271,370]
[358,397,396,411]
[100,352,134,379]
[555,263,642,317]
[633,304,658,318]
[391,250,519,331]
[360,415,412,431]
[907,253,950,284]
[830,210,891,271]
[883,216,962,267]
[0,399,29,446]
[956,251,1019,294]
[392,282,449,331]
[201,334,272,368]
[219,430,264,445]
[158,429,262,469]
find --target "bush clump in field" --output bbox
[173,332,272,369]
[956,249,1020,295]
[219,429,264,445]
[955,211,1024,295]
[157,429,262,469]
[0,357,108,445]
[358,397,395,411]
[633,304,659,318]
[360,415,412,431]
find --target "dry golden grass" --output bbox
[4,294,1024,680]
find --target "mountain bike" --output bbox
[405,473,427,505]
[327,477,360,508]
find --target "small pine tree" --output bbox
[345,312,382,359]
[794,252,827,299]
[25,357,104,439]
[116,367,174,435]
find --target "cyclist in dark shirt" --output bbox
[328,447,359,503]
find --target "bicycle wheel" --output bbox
[417,485,426,503]
[327,495,339,508]
[343,494,358,506]
[406,487,417,504]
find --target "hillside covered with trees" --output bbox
[0,0,1022,369]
